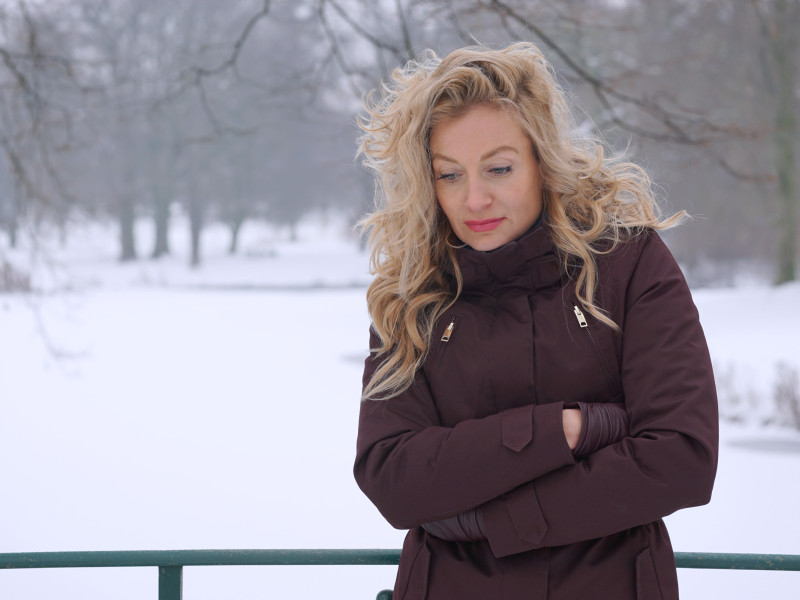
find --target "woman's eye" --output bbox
[437,172,458,182]
[489,166,513,176]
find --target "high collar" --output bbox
[450,221,563,296]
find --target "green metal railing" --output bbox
[2,549,799,599]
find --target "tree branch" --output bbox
[323,0,402,57]
[489,0,770,180]
[316,0,376,98]
[394,0,415,60]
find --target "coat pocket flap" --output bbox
[507,483,548,545]
[483,484,549,558]
[501,404,533,452]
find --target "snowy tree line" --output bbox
[0,0,797,281]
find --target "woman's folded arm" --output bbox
[353,331,576,530]
[480,233,718,557]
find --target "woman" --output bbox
[354,42,718,600]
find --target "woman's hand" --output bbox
[562,408,583,451]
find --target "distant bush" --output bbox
[773,363,800,431]
[714,361,800,432]
[713,361,758,424]
[1,260,31,293]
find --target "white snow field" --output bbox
[1,217,798,599]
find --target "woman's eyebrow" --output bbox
[480,145,519,161]
[431,145,520,164]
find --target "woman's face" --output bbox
[430,104,543,251]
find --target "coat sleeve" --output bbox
[481,232,719,558]
[353,332,576,530]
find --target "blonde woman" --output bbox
[354,42,718,600]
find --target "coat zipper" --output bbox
[573,305,588,328]
[426,315,457,366]
[441,318,456,342]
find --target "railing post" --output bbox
[158,565,182,600]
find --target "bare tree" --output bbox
[0,1,83,245]
[6,0,792,282]
[752,0,799,283]
[310,0,799,282]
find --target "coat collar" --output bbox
[451,220,563,296]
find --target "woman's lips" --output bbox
[465,218,505,232]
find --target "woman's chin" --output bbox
[459,230,512,252]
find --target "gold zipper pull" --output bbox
[441,319,456,342]
[573,305,588,328]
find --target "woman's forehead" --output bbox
[429,105,530,162]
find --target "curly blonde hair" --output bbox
[358,42,684,401]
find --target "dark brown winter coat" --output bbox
[354,224,719,600]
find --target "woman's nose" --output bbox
[466,178,492,212]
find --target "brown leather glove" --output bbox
[571,401,630,458]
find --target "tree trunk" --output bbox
[188,195,203,268]
[119,195,137,262]
[152,190,170,258]
[773,0,798,283]
[228,217,244,254]
[7,176,22,249]
[57,208,68,248]
[7,219,17,249]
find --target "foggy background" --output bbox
[1,1,799,599]
[0,0,796,285]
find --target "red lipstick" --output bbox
[465,218,504,232]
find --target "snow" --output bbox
[1,217,798,599]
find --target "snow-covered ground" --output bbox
[1,217,798,599]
